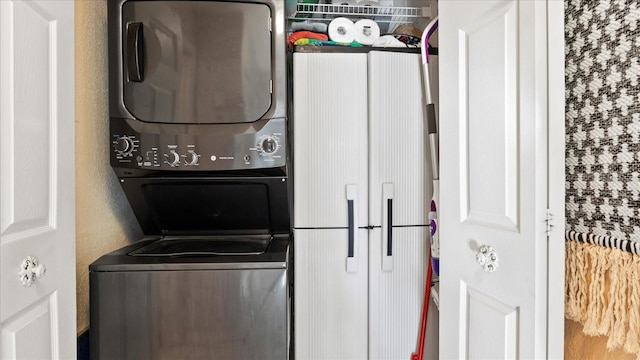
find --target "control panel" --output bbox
[111,117,287,173]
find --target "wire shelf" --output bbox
[289,2,428,23]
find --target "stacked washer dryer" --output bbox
[89,1,290,359]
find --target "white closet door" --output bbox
[0,1,76,358]
[294,228,369,359]
[292,52,368,229]
[439,1,563,358]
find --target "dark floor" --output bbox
[77,330,90,360]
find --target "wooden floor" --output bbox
[565,319,635,360]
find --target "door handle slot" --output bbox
[346,184,358,273]
[126,22,144,82]
[382,183,394,271]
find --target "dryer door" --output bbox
[121,1,272,124]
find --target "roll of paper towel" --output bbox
[353,19,380,45]
[328,17,355,43]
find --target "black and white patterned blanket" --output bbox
[565,0,640,249]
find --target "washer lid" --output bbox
[119,177,290,237]
[143,182,271,234]
[89,236,290,271]
[129,235,271,256]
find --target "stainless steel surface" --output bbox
[90,237,289,271]
[128,236,272,256]
[108,0,287,123]
[122,1,271,124]
[110,117,287,172]
[90,237,290,359]
[90,267,288,360]
[108,0,288,174]
[98,2,292,358]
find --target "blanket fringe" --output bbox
[566,241,640,358]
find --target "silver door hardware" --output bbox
[476,245,499,272]
[19,256,46,287]
[546,209,554,234]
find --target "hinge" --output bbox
[546,209,553,234]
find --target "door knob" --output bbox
[476,245,499,272]
[18,256,46,287]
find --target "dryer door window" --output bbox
[121,1,272,124]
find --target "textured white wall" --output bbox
[75,0,143,334]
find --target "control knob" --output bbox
[166,150,180,167]
[259,136,279,155]
[114,136,134,156]
[186,151,200,166]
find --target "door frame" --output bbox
[547,0,566,357]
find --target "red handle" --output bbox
[412,249,433,360]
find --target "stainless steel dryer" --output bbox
[90,1,290,359]
[107,0,287,176]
